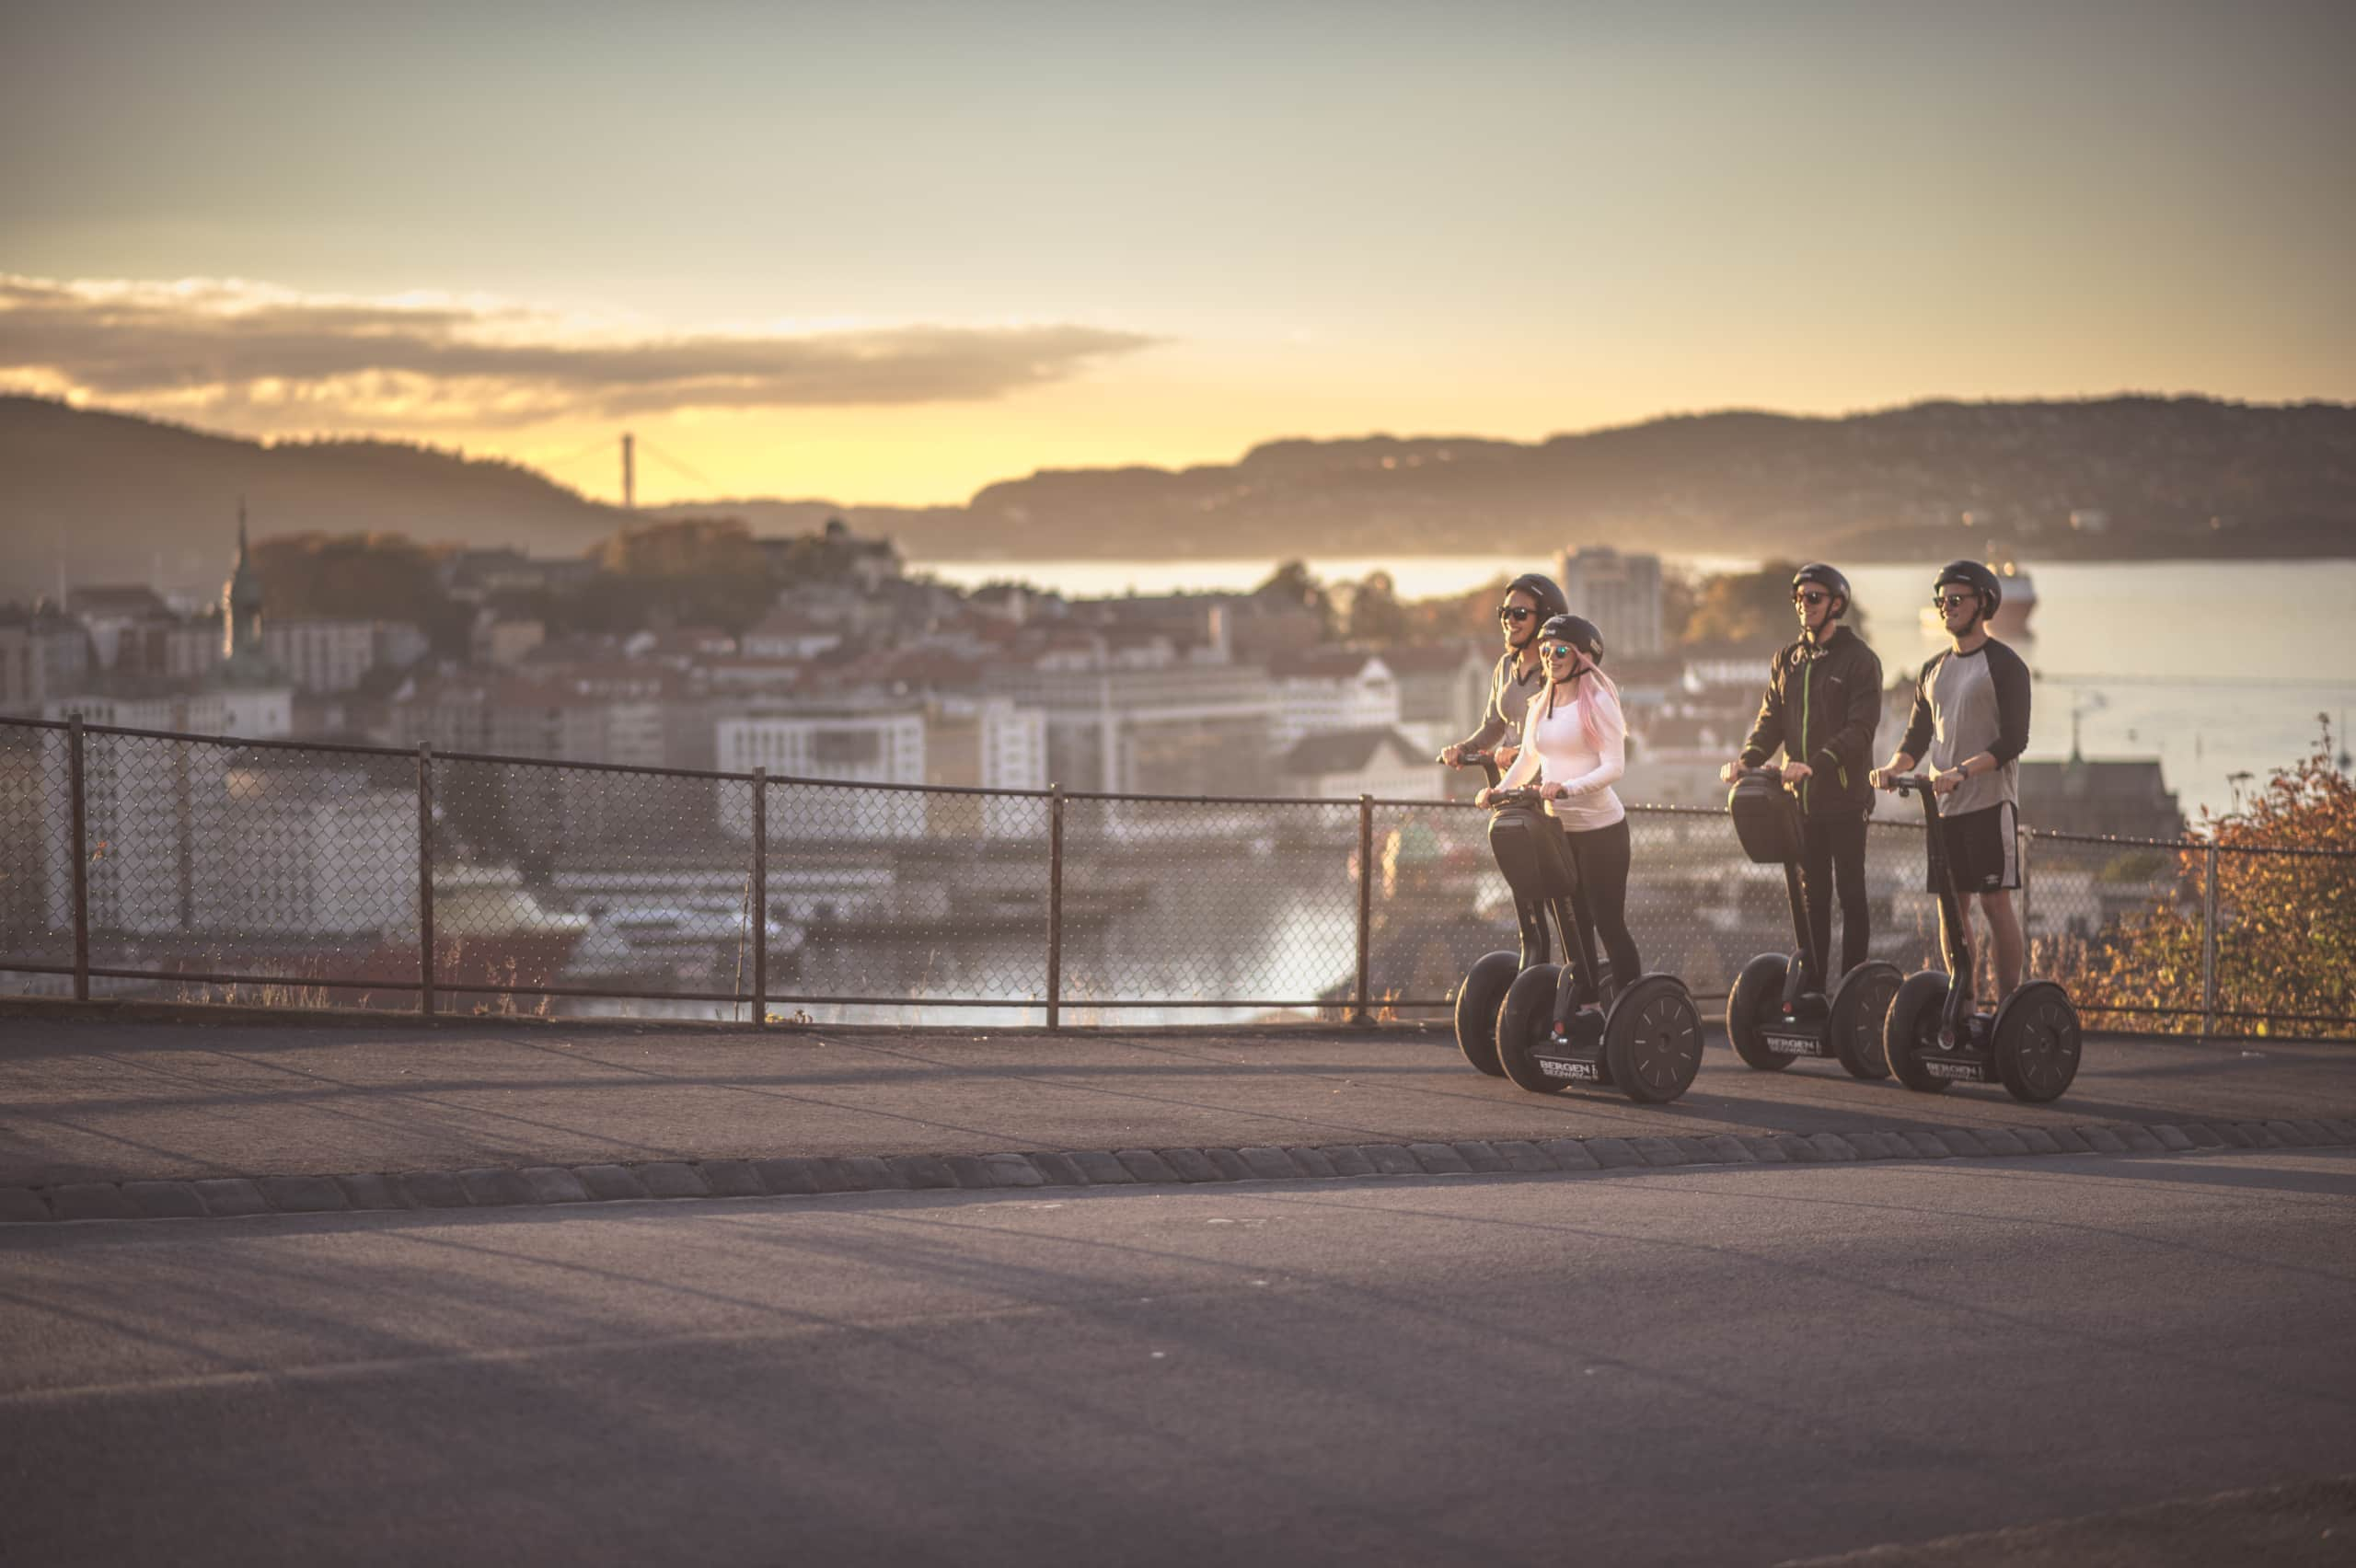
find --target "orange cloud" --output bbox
[0,275,1160,432]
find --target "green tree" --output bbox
[587,516,774,632]
[251,532,447,623]
[1680,559,1871,651]
[1344,571,1410,642]
[1254,559,1334,640]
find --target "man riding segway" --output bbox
[1871,559,2082,1101]
[1720,563,1894,1075]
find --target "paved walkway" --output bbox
[4,1011,2350,1189]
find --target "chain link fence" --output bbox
[2,715,2348,1037]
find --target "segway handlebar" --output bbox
[1441,747,1506,788]
[1884,774,1936,798]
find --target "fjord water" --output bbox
[915,555,2356,824]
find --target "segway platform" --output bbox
[1723,769,1898,1079]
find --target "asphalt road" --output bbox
[6,1016,2352,1186]
[5,1151,2353,1568]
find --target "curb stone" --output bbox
[0,1187,52,1223]
[9,1119,2349,1227]
[1542,1138,1601,1170]
[1285,1147,1339,1179]
[196,1177,272,1216]
[122,1181,208,1219]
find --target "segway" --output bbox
[1880,776,2082,1102]
[1448,750,1535,1078]
[1477,774,1703,1104]
[1723,768,1900,1078]
[1446,749,1621,1078]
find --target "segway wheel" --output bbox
[1726,952,1793,1071]
[1604,975,1703,1105]
[1992,981,2083,1104]
[1496,963,1570,1094]
[1882,970,1954,1095]
[1828,961,1901,1080]
[1453,951,1519,1078]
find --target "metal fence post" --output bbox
[1046,784,1064,1031]
[1354,794,1373,1024]
[67,716,88,1002]
[2015,821,2032,969]
[751,767,768,1027]
[417,743,436,1017]
[2200,842,2220,1038]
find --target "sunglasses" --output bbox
[1543,642,1579,659]
[1793,590,1830,606]
[1932,593,1977,611]
[1496,605,1535,623]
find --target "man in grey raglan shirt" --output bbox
[1872,559,2034,999]
[1439,571,1568,965]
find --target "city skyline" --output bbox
[4,0,2351,506]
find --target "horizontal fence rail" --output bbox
[1,715,2348,1038]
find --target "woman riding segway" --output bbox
[1474,615,1703,1103]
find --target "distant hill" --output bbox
[957,397,2356,563]
[0,397,629,603]
[6,395,2353,605]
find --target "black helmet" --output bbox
[1503,571,1569,622]
[1790,562,1852,619]
[1934,559,2003,619]
[1538,613,1604,666]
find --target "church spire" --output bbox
[224,499,264,663]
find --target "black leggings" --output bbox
[1799,811,1871,985]
[1563,818,1641,992]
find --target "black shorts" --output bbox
[1928,801,2019,894]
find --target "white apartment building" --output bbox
[40,746,411,937]
[716,710,928,841]
[1269,651,1403,749]
[44,686,294,740]
[985,658,1275,796]
[263,619,380,694]
[1555,547,1666,659]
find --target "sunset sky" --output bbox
[3,0,2350,507]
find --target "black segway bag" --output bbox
[1488,798,1579,905]
[1727,772,1806,866]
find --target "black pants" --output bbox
[1799,810,1871,986]
[1564,818,1641,994]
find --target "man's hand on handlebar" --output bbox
[1438,744,1464,767]
[1931,767,1965,797]
[1869,755,1915,792]
[1538,781,1565,801]
[1780,761,1812,786]
[1494,744,1519,770]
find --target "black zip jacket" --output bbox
[1738,624,1884,817]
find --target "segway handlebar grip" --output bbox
[1445,748,1506,788]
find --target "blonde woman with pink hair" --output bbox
[1478,613,1640,993]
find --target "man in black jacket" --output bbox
[1721,563,1884,986]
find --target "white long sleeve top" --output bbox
[1496,683,1626,831]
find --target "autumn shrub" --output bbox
[2045,721,2354,1037]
